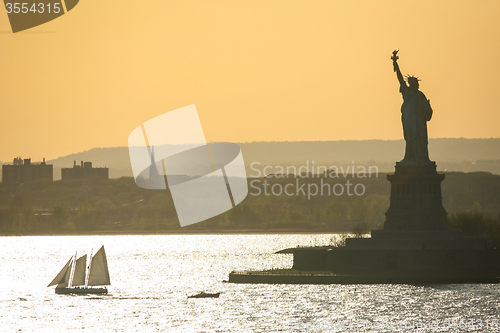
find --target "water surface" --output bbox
[0,235,498,332]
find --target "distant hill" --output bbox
[20,138,500,180]
[47,147,132,180]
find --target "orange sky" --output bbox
[1,1,499,162]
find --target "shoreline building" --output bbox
[61,161,109,181]
[2,157,53,185]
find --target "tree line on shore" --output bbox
[0,173,499,246]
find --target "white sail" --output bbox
[72,254,87,286]
[88,246,110,286]
[47,257,72,287]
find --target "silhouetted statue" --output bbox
[392,50,433,165]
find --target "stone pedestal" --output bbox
[384,162,448,231]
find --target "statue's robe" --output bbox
[399,84,433,165]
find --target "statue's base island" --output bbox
[229,51,500,284]
[229,161,500,284]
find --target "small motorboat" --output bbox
[188,292,220,299]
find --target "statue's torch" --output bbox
[391,50,399,72]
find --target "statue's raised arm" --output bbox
[391,50,406,88]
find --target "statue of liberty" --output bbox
[392,50,433,165]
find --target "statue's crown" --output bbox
[405,75,421,83]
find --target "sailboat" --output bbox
[48,246,110,295]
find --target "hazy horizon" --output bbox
[3,138,500,180]
[2,137,500,163]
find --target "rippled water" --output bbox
[0,234,499,332]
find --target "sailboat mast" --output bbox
[68,251,77,288]
[85,248,93,288]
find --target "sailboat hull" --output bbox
[55,287,108,295]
